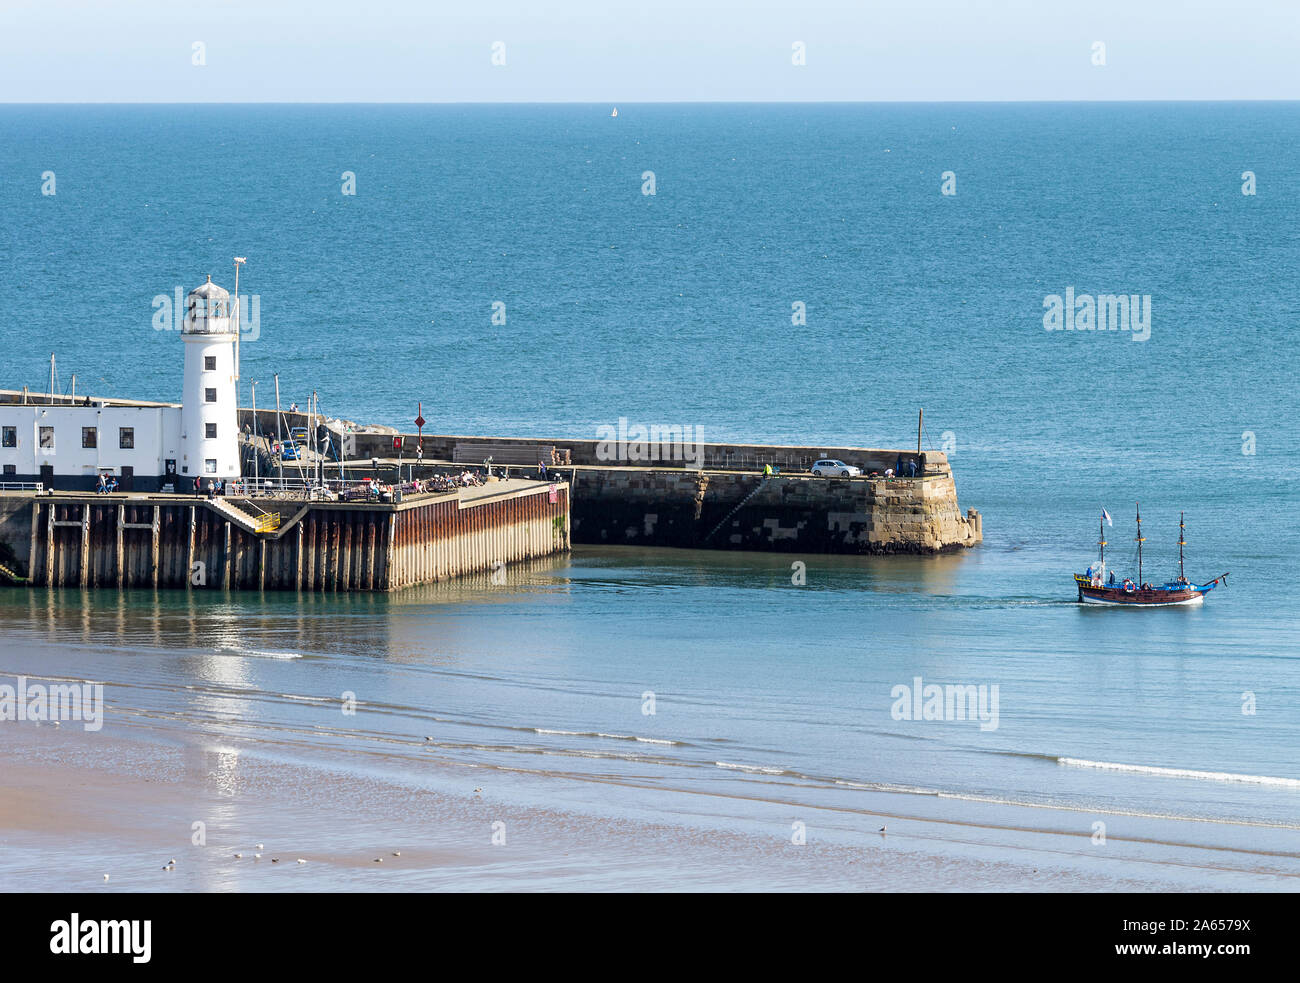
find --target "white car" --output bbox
[811,459,861,477]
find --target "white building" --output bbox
[0,276,242,491]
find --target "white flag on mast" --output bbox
[1102,509,1113,526]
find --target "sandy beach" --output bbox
[3,718,1293,893]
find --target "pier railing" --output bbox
[234,475,494,505]
[238,477,373,500]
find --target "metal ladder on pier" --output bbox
[702,475,772,544]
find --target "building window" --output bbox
[204,459,217,474]
[39,426,54,450]
[205,387,217,403]
[119,427,134,449]
[204,355,216,371]
[82,427,97,448]
[1,426,14,447]
[2,464,14,475]
[205,422,217,439]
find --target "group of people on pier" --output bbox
[192,476,237,498]
[419,470,485,493]
[339,469,486,504]
[883,454,920,479]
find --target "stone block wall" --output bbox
[570,468,981,554]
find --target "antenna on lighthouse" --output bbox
[233,257,247,382]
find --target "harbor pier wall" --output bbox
[309,428,981,554]
[228,412,981,555]
[567,467,981,554]
[0,480,568,592]
[338,457,980,557]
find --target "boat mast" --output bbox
[1098,511,1107,568]
[1179,512,1186,581]
[1135,502,1145,585]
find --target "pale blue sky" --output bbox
[2,0,1297,102]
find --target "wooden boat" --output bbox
[1074,505,1228,606]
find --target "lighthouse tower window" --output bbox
[204,355,216,371]
[2,427,15,447]
[2,465,14,475]
[39,426,54,450]
[205,388,217,403]
[204,459,217,474]
[119,427,134,449]
[82,427,97,448]
[205,423,217,439]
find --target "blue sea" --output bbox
[1,104,1298,890]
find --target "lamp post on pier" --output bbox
[414,403,426,483]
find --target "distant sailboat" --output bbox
[611,107,618,117]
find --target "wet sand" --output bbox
[2,723,1287,892]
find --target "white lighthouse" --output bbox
[179,276,240,484]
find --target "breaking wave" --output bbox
[1058,757,1300,788]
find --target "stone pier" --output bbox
[567,465,981,554]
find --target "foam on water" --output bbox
[716,761,788,775]
[1057,757,1300,789]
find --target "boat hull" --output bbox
[1079,588,1204,606]
[1074,575,1209,606]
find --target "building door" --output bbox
[120,466,134,492]
[39,464,53,489]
